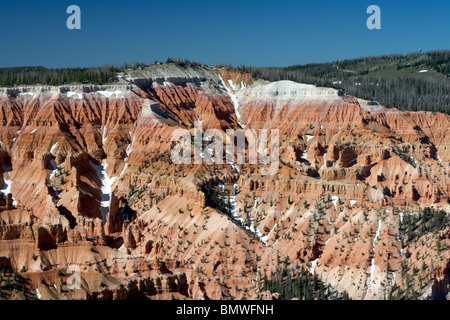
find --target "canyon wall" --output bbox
[0,63,448,300]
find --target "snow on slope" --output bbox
[50,142,58,154]
[219,75,243,128]
[219,182,274,246]
[49,159,61,202]
[0,178,17,206]
[90,160,117,223]
[367,219,382,292]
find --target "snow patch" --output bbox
[331,196,339,210]
[102,127,108,145]
[367,258,376,291]
[310,258,319,274]
[90,160,117,223]
[320,152,328,169]
[66,91,82,99]
[373,219,382,247]
[220,183,269,245]
[227,79,236,91]
[119,132,135,178]
[49,159,60,201]
[50,142,58,154]
[0,178,17,206]
[18,92,36,97]
[219,75,243,128]
[301,151,310,165]
[97,90,124,98]
[367,219,382,293]
[260,223,277,245]
[230,162,240,174]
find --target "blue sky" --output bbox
[0,0,448,68]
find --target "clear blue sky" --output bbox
[0,0,448,68]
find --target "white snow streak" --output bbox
[219,75,243,128]
[221,183,272,245]
[227,79,236,91]
[367,219,382,292]
[119,131,135,178]
[90,160,117,223]
[50,142,58,154]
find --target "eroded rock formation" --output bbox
[0,63,448,300]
